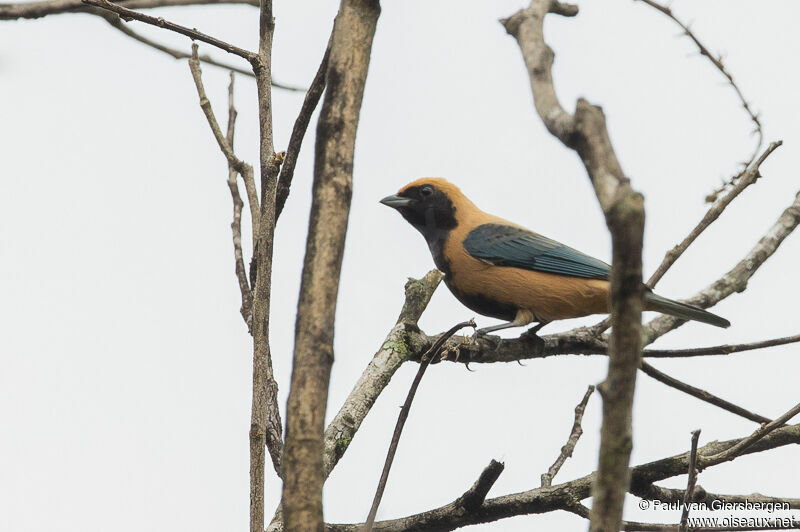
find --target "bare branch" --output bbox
[647,141,782,287]
[503,3,644,530]
[365,319,476,531]
[699,401,800,469]
[636,0,764,185]
[275,43,331,222]
[224,73,253,327]
[644,333,800,358]
[644,190,800,345]
[81,0,257,62]
[679,430,701,532]
[98,12,300,89]
[187,45,256,327]
[281,1,380,529]
[541,385,594,487]
[325,423,800,532]
[188,45,255,187]
[633,483,800,510]
[323,270,443,478]
[248,2,284,531]
[640,362,772,425]
[0,0,257,20]
[458,460,505,512]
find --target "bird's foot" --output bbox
[471,328,503,352]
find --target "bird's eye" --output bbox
[421,186,433,197]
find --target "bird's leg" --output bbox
[521,320,550,339]
[475,321,521,336]
[475,309,536,336]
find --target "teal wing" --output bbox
[462,223,610,280]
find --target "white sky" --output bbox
[1,1,799,530]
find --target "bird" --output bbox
[380,178,730,335]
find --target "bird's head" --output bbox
[380,178,466,238]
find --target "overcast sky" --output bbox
[1,1,799,530]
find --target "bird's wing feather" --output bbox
[463,223,610,280]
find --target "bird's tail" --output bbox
[644,292,730,328]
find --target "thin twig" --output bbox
[274,42,331,222]
[636,0,764,191]
[643,190,800,346]
[640,362,772,424]
[1,0,259,21]
[679,430,701,532]
[82,0,257,63]
[188,45,257,329]
[647,141,782,287]
[699,401,800,468]
[541,385,594,487]
[188,44,259,244]
[99,12,301,89]
[644,333,800,358]
[364,319,477,532]
[223,72,254,328]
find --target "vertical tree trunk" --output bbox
[281,1,381,530]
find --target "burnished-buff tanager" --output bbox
[381,178,730,334]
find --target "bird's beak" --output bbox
[380,194,415,209]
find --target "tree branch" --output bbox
[541,385,594,487]
[248,2,284,532]
[365,319,476,531]
[323,270,443,478]
[275,43,331,222]
[503,3,644,530]
[699,401,800,469]
[635,0,764,190]
[326,423,800,531]
[644,333,800,358]
[221,71,254,328]
[81,0,257,62]
[640,362,773,425]
[98,11,300,89]
[647,141,782,287]
[644,190,800,345]
[0,0,256,20]
[458,460,506,512]
[679,430,700,532]
[281,1,380,529]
